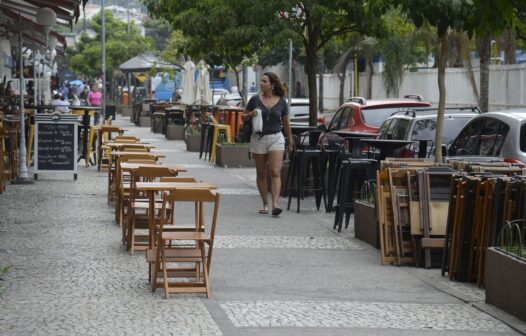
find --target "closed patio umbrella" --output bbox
[181,60,196,105]
[194,60,212,105]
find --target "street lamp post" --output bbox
[8,12,33,184]
[102,0,106,121]
[12,7,56,183]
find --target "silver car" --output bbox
[447,109,526,163]
[287,98,325,125]
[376,107,480,158]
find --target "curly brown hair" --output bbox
[263,72,287,97]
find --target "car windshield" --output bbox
[362,107,412,127]
[412,117,474,145]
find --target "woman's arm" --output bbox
[281,114,294,152]
[242,95,258,121]
[242,109,258,121]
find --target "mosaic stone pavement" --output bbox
[0,117,522,335]
[440,281,486,302]
[220,301,512,332]
[215,235,363,249]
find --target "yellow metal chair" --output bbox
[209,115,231,163]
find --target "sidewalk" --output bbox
[0,114,524,335]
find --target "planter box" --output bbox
[215,143,255,168]
[185,134,201,152]
[119,106,132,117]
[485,247,526,321]
[354,200,379,249]
[139,116,151,128]
[166,124,185,140]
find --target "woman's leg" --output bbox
[253,153,269,211]
[267,150,284,210]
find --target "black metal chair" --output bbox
[285,129,326,213]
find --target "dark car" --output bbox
[375,106,481,158]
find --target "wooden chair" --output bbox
[114,135,140,142]
[150,188,220,298]
[0,128,6,193]
[125,166,180,253]
[4,127,19,180]
[159,177,198,183]
[108,152,160,206]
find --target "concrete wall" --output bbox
[355,64,526,111]
[307,64,525,112]
[256,63,526,112]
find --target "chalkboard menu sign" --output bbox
[34,114,78,180]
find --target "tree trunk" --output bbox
[318,55,324,114]
[500,28,516,65]
[478,36,491,112]
[337,50,354,105]
[434,33,448,163]
[464,54,480,104]
[365,55,374,99]
[305,38,319,126]
[231,64,245,107]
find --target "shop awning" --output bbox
[119,52,182,72]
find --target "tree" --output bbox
[161,30,187,68]
[398,0,522,161]
[273,1,389,125]
[379,8,433,97]
[142,0,281,103]
[398,0,475,162]
[67,10,154,81]
[469,1,524,112]
[143,17,173,51]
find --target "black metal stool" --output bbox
[333,158,377,232]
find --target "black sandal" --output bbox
[271,208,282,217]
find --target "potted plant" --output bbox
[485,220,526,321]
[184,122,202,152]
[215,142,254,168]
[354,180,379,249]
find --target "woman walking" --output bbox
[87,84,103,124]
[243,72,293,217]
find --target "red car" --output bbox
[326,95,432,134]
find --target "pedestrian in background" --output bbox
[87,84,103,124]
[242,72,293,217]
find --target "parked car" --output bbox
[375,106,481,158]
[216,92,256,106]
[446,109,526,163]
[288,98,325,125]
[212,88,230,104]
[326,95,432,134]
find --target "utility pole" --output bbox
[101,0,106,119]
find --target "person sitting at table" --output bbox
[51,93,70,113]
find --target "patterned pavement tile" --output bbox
[220,300,511,332]
[215,235,363,249]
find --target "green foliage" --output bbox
[0,265,10,297]
[66,10,154,79]
[161,31,187,67]
[378,7,431,96]
[143,17,173,51]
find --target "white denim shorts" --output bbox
[249,132,285,154]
